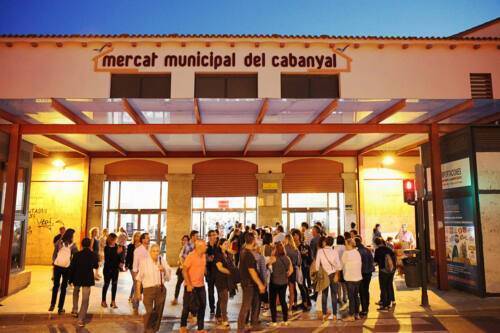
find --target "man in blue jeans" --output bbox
[180,240,207,333]
[69,237,99,327]
[374,237,396,311]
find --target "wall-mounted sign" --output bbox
[262,182,278,190]
[93,46,352,73]
[218,200,229,209]
[441,158,471,190]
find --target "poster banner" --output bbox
[441,158,471,190]
[444,196,479,292]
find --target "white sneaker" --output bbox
[269,322,279,327]
[281,321,289,326]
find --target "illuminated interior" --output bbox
[282,192,345,236]
[102,180,168,243]
[192,196,257,237]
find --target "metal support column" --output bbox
[428,123,449,290]
[0,124,21,297]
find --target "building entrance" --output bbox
[192,196,256,238]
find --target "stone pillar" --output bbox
[166,174,194,265]
[256,173,284,227]
[87,174,105,233]
[341,172,358,233]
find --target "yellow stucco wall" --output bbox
[26,158,88,265]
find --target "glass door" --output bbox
[289,211,307,230]
[141,213,159,242]
[120,213,139,236]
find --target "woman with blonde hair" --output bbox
[126,231,142,303]
[89,227,101,280]
[283,233,300,311]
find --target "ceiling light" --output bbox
[52,159,66,169]
[382,155,395,166]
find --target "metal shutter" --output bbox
[283,158,344,193]
[470,73,493,99]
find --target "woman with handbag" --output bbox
[268,242,293,327]
[283,234,300,311]
[292,229,312,311]
[171,235,189,305]
[50,228,78,314]
[315,236,341,321]
[214,238,235,329]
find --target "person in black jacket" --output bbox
[102,233,123,308]
[355,236,375,317]
[69,237,99,327]
[374,237,396,311]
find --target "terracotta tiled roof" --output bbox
[0,33,499,41]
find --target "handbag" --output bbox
[321,249,339,284]
[296,265,304,285]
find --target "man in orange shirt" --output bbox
[180,240,207,333]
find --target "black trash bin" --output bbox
[403,255,421,288]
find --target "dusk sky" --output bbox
[0,0,498,36]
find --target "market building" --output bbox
[0,18,498,298]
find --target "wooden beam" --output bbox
[193,98,206,156]
[243,98,269,156]
[358,134,404,155]
[75,149,418,158]
[33,145,50,157]
[475,111,500,124]
[52,98,127,156]
[321,99,406,155]
[357,99,473,156]
[19,123,454,135]
[396,138,428,155]
[429,123,449,290]
[122,99,168,156]
[0,106,89,156]
[283,99,339,155]
[0,124,21,296]
[422,99,473,124]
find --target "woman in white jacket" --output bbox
[315,236,341,321]
[135,244,172,333]
[341,238,362,321]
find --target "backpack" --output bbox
[382,253,395,273]
[54,243,71,268]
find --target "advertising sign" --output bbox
[443,196,479,292]
[441,158,471,190]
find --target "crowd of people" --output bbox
[49,221,400,332]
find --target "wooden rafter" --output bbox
[193,98,206,156]
[122,99,168,156]
[0,107,89,156]
[33,145,50,157]
[397,139,429,156]
[243,98,269,156]
[321,99,406,155]
[52,98,127,156]
[360,99,473,155]
[283,99,339,155]
[16,123,461,135]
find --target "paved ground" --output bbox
[1,266,499,332]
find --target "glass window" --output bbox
[282,193,287,208]
[204,197,245,209]
[339,193,345,235]
[141,214,159,242]
[108,211,118,233]
[288,193,327,208]
[328,210,339,235]
[281,74,339,98]
[195,74,258,98]
[120,181,161,209]
[11,220,24,271]
[328,193,338,208]
[161,181,168,209]
[192,212,201,233]
[109,181,120,209]
[245,197,256,209]
[245,211,257,226]
[15,169,26,213]
[110,74,171,98]
[192,197,204,209]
